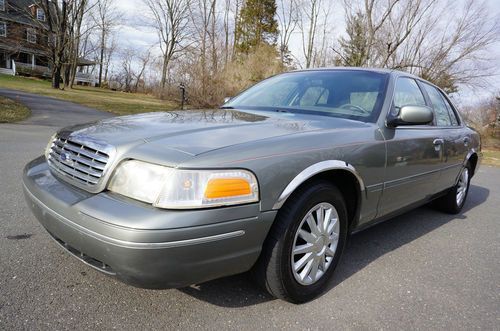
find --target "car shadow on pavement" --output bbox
[179,184,489,307]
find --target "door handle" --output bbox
[433,138,444,152]
[433,139,444,145]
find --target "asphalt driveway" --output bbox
[0,92,498,330]
[0,88,110,127]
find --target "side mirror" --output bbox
[223,96,232,104]
[387,105,434,127]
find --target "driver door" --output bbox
[378,77,443,217]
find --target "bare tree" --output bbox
[222,0,232,64]
[231,0,243,58]
[408,0,499,92]
[277,0,299,65]
[299,0,321,68]
[312,2,333,67]
[298,0,334,68]
[66,0,91,88]
[117,47,135,92]
[134,48,153,92]
[340,0,499,92]
[189,0,215,91]
[102,34,118,82]
[92,0,122,87]
[143,0,192,96]
[35,0,90,89]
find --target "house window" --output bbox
[36,8,45,21]
[0,0,5,12]
[27,28,36,43]
[48,33,56,46]
[0,22,5,37]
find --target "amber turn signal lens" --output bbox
[204,178,252,199]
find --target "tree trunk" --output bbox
[98,29,105,87]
[160,52,169,98]
[53,65,61,89]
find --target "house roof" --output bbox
[0,40,49,55]
[0,0,49,29]
[77,58,98,66]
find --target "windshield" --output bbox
[224,70,389,122]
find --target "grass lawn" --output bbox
[482,136,500,167]
[0,96,31,123]
[482,149,500,167]
[0,75,178,115]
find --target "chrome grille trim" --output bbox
[47,135,114,190]
[53,140,109,163]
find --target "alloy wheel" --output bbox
[456,167,469,206]
[291,202,340,285]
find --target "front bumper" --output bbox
[23,156,276,288]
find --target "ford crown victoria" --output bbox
[23,68,481,303]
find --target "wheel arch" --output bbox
[466,151,479,177]
[272,160,364,230]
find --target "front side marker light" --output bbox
[204,178,252,199]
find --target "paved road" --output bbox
[0,93,499,330]
[0,88,110,127]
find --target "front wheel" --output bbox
[252,180,348,303]
[433,164,471,214]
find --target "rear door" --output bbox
[378,77,443,217]
[420,82,466,191]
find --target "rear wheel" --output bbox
[253,180,348,303]
[433,164,471,214]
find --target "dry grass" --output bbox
[0,96,31,123]
[481,136,500,167]
[0,75,178,115]
[482,149,500,167]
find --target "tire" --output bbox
[252,180,348,303]
[433,164,471,214]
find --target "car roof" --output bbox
[290,67,421,80]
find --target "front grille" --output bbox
[47,136,110,186]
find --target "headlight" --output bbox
[107,160,259,209]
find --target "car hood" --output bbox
[60,109,369,157]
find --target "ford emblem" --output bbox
[60,152,73,164]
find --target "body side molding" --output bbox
[272,160,365,210]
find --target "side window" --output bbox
[299,86,329,106]
[422,83,452,126]
[36,8,46,21]
[441,93,460,126]
[27,28,37,43]
[393,78,426,109]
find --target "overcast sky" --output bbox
[111,0,500,102]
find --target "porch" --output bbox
[0,50,98,86]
